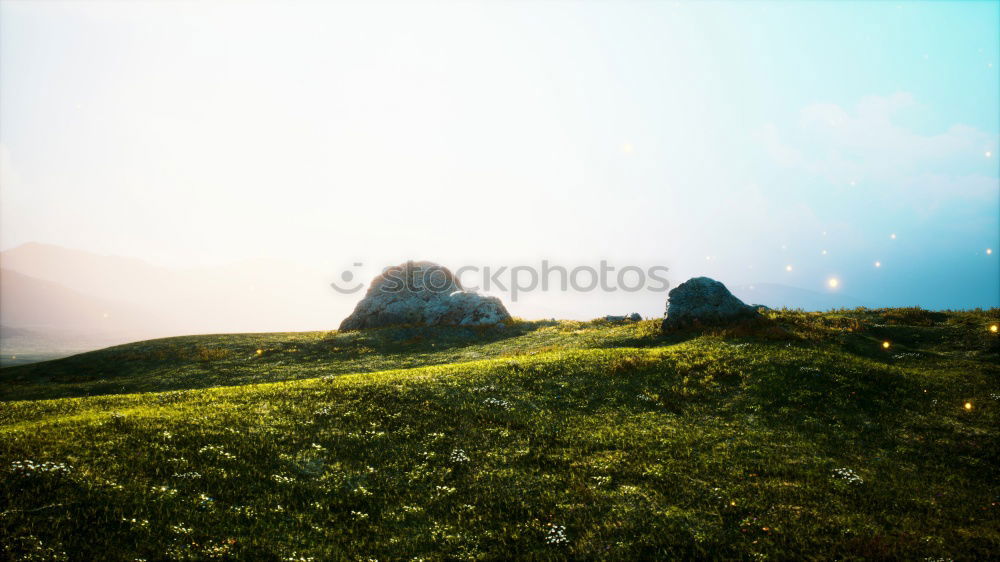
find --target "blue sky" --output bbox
[1,0,997,313]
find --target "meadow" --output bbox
[1,308,998,560]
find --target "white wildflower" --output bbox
[545,524,568,545]
[832,467,863,484]
[8,460,73,477]
[483,397,512,410]
[198,445,235,460]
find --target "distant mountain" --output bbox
[0,324,130,367]
[0,268,174,361]
[731,283,872,311]
[0,243,351,360]
[0,242,174,306]
[0,268,154,331]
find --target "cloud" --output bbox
[760,93,999,205]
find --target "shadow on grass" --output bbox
[323,319,560,355]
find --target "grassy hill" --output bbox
[1,308,998,560]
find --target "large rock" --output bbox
[339,261,512,330]
[662,277,759,330]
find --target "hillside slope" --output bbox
[0,242,353,341]
[1,309,998,560]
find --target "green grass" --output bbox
[1,309,998,560]
[0,320,663,403]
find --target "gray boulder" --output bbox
[603,313,643,323]
[339,261,512,330]
[662,277,759,330]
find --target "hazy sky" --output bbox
[1,0,998,310]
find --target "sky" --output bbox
[1,0,998,315]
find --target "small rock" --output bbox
[603,313,643,323]
[662,277,759,330]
